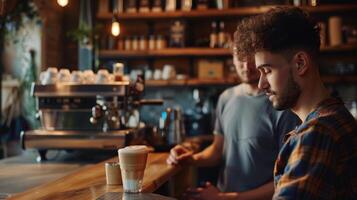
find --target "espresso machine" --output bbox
[21,79,162,161]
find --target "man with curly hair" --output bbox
[234,6,357,199]
[167,28,300,200]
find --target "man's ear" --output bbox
[293,51,309,76]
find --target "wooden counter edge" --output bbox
[8,153,182,200]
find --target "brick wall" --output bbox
[34,0,78,71]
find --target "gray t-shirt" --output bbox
[214,86,300,192]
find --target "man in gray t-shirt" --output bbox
[167,55,300,200]
[215,86,299,193]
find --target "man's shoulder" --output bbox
[297,112,356,143]
[217,85,241,106]
[220,85,241,98]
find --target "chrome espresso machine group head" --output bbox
[21,78,162,161]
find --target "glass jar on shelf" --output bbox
[132,36,139,51]
[139,36,148,51]
[124,36,132,51]
[156,35,167,50]
[148,35,156,50]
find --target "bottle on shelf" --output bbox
[112,0,124,13]
[152,0,163,12]
[98,0,109,13]
[117,37,124,50]
[139,36,148,51]
[166,0,177,11]
[216,0,230,10]
[126,0,137,13]
[139,0,150,13]
[148,35,156,50]
[132,36,139,50]
[181,0,193,11]
[169,20,186,47]
[156,35,167,49]
[210,21,218,48]
[124,36,132,51]
[218,21,226,48]
[197,0,209,10]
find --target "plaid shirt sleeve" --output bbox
[273,122,339,199]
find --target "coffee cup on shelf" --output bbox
[70,70,83,83]
[58,68,71,83]
[96,69,110,84]
[42,67,58,85]
[145,69,153,80]
[162,65,176,80]
[82,70,95,84]
[153,69,162,80]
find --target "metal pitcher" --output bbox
[162,107,185,145]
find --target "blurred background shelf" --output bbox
[145,78,238,87]
[97,4,357,20]
[99,48,231,58]
[144,76,357,87]
[99,44,357,58]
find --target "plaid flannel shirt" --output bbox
[273,97,357,200]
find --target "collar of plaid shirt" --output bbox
[283,97,344,143]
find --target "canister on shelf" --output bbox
[117,37,124,50]
[126,0,137,13]
[149,35,156,50]
[132,36,139,51]
[329,16,343,46]
[113,63,124,81]
[156,35,167,50]
[166,0,177,11]
[181,0,192,11]
[152,0,163,12]
[139,36,148,51]
[139,0,150,13]
[124,36,132,51]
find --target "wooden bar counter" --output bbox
[9,153,181,200]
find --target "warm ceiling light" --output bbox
[57,0,68,7]
[111,21,120,37]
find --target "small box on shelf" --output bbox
[197,59,224,79]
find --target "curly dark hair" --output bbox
[234,7,321,61]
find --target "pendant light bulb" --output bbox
[111,21,120,37]
[57,0,69,7]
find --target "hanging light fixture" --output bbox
[111,18,120,37]
[111,0,120,37]
[57,0,68,7]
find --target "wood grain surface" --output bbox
[8,153,181,200]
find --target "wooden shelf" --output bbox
[145,78,238,87]
[144,76,357,87]
[99,44,357,58]
[322,75,357,84]
[97,4,357,20]
[99,48,231,58]
[320,44,357,52]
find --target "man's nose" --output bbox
[258,74,269,90]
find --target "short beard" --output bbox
[273,69,301,110]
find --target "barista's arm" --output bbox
[216,181,274,200]
[191,134,224,167]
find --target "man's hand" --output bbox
[183,182,223,200]
[166,144,194,165]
